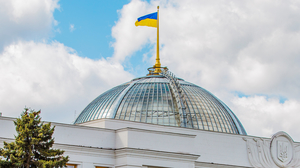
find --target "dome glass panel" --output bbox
[74,75,247,135]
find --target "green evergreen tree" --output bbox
[0,108,69,168]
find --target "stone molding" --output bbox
[116,127,196,138]
[115,147,200,161]
[0,116,114,132]
[0,138,114,158]
[0,116,15,121]
[52,122,115,132]
[195,161,252,168]
[54,143,114,157]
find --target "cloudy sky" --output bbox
[1,0,300,141]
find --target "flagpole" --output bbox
[154,6,161,73]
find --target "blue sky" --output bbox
[52,0,153,76]
[53,1,126,59]
[1,0,300,141]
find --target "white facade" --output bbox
[1,116,299,168]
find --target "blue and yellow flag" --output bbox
[135,12,157,28]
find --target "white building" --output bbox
[1,69,300,168]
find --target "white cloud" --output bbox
[0,0,59,51]
[112,0,300,141]
[0,0,133,123]
[69,24,75,32]
[113,0,300,97]
[231,96,300,141]
[1,0,300,141]
[0,41,133,123]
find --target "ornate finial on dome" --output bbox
[147,66,168,76]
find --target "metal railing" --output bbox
[159,69,192,128]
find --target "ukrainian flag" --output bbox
[135,12,157,28]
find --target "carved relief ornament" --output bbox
[243,131,300,168]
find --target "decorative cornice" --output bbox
[54,143,114,155]
[115,147,200,161]
[116,127,196,138]
[0,116,114,132]
[115,164,143,168]
[0,137,14,143]
[51,122,114,132]
[0,138,114,158]
[0,116,15,121]
[195,161,251,168]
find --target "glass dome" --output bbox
[74,74,246,135]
